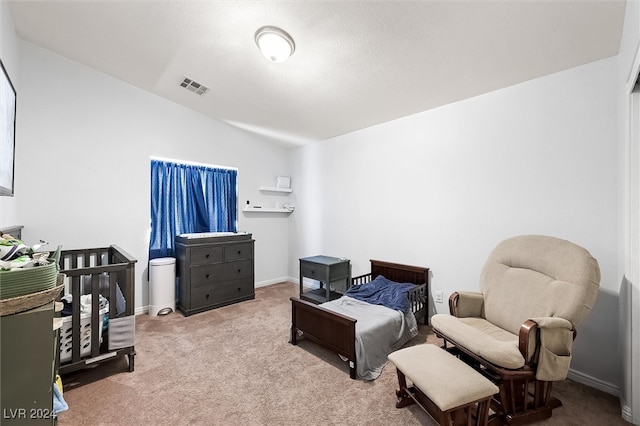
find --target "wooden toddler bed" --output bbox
[290,260,429,379]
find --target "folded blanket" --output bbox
[345,275,415,313]
[53,381,68,414]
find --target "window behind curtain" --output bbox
[149,159,238,260]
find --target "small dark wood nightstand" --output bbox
[299,255,351,304]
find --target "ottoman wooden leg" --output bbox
[395,369,415,408]
[476,398,491,426]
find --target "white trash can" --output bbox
[149,257,176,317]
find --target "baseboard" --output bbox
[135,305,149,315]
[567,368,620,397]
[255,277,292,288]
[137,278,293,313]
[621,403,634,423]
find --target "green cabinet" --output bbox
[1,302,56,425]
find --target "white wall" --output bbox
[14,40,291,311]
[0,0,19,226]
[617,0,640,423]
[289,57,620,392]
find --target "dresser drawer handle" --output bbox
[237,250,241,255]
[237,269,241,273]
[205,294,210,299]
[206,274,210,279]
[206,254,210,258]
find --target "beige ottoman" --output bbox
[388,344,499,426]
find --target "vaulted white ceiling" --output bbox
[8,1,626,147]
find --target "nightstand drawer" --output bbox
[300,261,349,282]
[300,262,329,282]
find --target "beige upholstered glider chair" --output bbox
[431,235,600,425]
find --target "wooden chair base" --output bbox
[489,396,560,426]
[439,342,564,425]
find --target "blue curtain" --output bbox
[149,159,237,260]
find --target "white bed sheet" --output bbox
[321,296,418,380]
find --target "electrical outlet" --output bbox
[435,291,443,303]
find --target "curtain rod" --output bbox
[150,156,238,171]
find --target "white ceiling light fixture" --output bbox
[254,26,295,63]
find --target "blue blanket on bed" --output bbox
[345,275,415,313]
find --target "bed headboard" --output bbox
[370,259,429,285]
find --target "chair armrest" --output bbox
[526,317,576,380]
[449,291,484,318]
[519,317,575,366]
[530,316,574,331]
[519,320,538,365]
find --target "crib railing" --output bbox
[57,245,136,374]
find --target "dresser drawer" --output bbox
[189,259,253,288]
[224,242,253,261]
[190,246,224,265]
[190,279,254,309]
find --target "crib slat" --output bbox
[90,273,100,358]
[70,275,81,364]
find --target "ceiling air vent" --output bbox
[180,77,209,96]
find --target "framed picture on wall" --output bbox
[0,59,16,196]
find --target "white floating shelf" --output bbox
[243,206,293,213]
[259,186,292,193]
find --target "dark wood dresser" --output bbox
[175,232,255,316]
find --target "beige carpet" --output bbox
[57,282,627,426]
